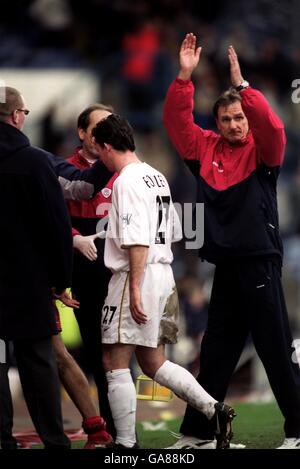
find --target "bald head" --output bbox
[0,87,23,122]
[0,86,28,130]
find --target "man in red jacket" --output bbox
[66,104,118,439]
[163,33,300,449]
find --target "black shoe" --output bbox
[214,402,236,449]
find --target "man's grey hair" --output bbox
[0,87,23,122]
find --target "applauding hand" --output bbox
[178,33,202,81]
[228,45,244,88]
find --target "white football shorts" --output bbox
[101,263,179,348]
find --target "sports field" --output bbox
[137,402,283,449]
[62,401,282,449]
[12,382,284,450]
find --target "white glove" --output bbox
[73,232,105,261]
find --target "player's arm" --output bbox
[128,245,148,325]
[228,46,286,167]
[163,33,216,163]
[115,179,149,324]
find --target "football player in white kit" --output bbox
[92,114,236,449]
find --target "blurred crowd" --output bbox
[1,0,300,390]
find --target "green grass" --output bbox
[228,402,284,449]
[137,402,284,449]
[90,401,284,449]
[33,402,285,449]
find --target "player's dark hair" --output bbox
[92,114,136,152]
[213,89,242,119]
[77,103,114,130]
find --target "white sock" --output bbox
[154,360,217,419]
[106,368,136,447]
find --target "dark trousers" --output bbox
[180,258,300,439]
[0,342,18,449]
[72,278,116,439]
[13,336,70,448]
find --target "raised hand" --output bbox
[178,33,202,80]
[228,46,244,87]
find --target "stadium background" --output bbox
[1,0,300,448]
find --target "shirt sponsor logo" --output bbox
[121,213,132,226]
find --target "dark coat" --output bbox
[0,122,73,340]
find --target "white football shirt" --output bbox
[104,162,182,272]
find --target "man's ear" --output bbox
[11,110,19,126]
[104,143,111,151]
[78,128,85,141]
